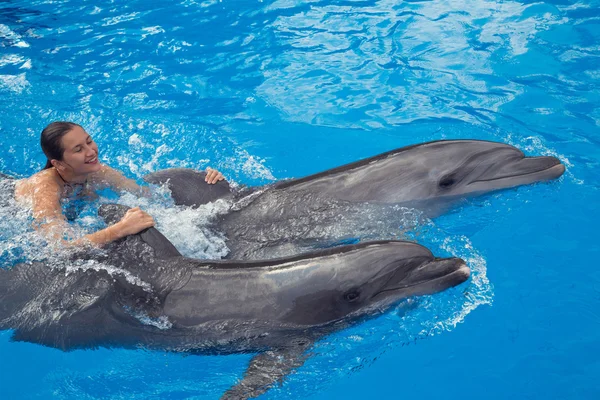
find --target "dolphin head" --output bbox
[419,140,565,196]
[380,140,565,204]
[281,241,469,326]
[293,140,565,208]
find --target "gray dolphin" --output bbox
[0,204,469,399]
[145,139,565,259]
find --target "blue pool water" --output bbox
[0,0,598,399]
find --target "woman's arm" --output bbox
[94,164,150,196]
[95,164,226,194]
[30,179,154,247]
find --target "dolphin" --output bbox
[0,204,470,399]
[145,139,565,259]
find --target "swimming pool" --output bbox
[0,0,598,398]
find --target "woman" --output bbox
[14,121,224,247]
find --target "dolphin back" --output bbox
[0,262,159,351]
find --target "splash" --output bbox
[66,258,154,293]
[503,132,582,185]
[0,24,30,48]
[131,310,173,330]
[0,73,30,94]
[114,189,231,259]
[263,210,493,398]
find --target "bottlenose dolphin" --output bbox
[145,139,565,259]
[0,204,470,399]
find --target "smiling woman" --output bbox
[13,121,224,248]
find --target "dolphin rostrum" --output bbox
[145,139,565,259]
[0,204,470,399]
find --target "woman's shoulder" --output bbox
[15,169,62,199]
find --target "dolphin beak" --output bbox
[373,257,470,300]
[532,156,566,180]
[469,155,565,190]
[503,155,565,179]
[403,258,470,296]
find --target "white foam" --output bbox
[141,144,172,173]
[19,60,32,70]
[504,133,583,185]
[0,54,25,67]
[141,26,165,40]
[0,24,30,48]
[128,133,148,148]
[241,154,276,181]
[112,190,232,259]
[101,12,142,27]
[131,310,173,330]
[437,236,493,328]
[65,259,153,292]
[0,73,30,94]
[217,147,276,182]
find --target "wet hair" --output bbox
[40,121,81,170]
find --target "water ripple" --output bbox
[0,0,597,398]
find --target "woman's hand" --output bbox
[115,207,155,237]
[205,167,225,184]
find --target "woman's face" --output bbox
[57,126,101,175]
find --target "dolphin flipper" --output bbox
[222,340,312,400]
[144,168,233,207]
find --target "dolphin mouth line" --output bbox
[468,162,564,185]
[371,263,470,299]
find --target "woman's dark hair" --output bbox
[40,121,81,170]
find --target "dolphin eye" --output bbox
[439,176,456,188]
[344,291,360,303]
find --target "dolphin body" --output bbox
[145,139,565,259]
[0,204,470,399]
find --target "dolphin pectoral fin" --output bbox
[144,168,233,207]
[222,340,313,400]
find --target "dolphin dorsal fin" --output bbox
[98,204,181,259]
[138,227,182,259]
[144,168,233,207]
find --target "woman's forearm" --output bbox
[75,208,154,246]
[76,223,125,246]
[96,164,152,197]
[38,219,126,248]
